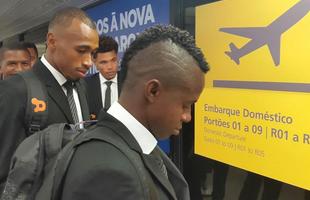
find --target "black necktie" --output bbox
[64,81,79,124]
[152,147,168,178]
[104,81,112,111]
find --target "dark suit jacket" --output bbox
[85,72,121,119]
[61,112,190,200]
[0,60,89,191]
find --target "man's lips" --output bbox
[77,69,87,75]
[107,72,117,75]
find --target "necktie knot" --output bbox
[64,81,75,90]
[105,81,112,87]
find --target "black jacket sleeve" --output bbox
[0,75,27,191]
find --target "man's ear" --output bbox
[46,32,56,49]
[0,67,3,80]
[144,79,161,103]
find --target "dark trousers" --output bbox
[184,157,229,200]
[305,190,310,200]
[239,173,282,200]
[184,155,210,200]
[212,161,229,200]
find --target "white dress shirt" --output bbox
[108,102,157,154]
[99,73,118,108]
[41,55,83,124]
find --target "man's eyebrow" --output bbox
[76,45,92,49]
[6,61,17,64]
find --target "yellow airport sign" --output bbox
[195,0,310,190]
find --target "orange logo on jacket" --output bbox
[31,98,46,112]
[90,114,97,120]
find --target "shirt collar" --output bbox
[99,73,117,85]
[107,102,157,154]
[41,54,67,86]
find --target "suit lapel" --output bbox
[47,85,74,123]
[94,73,103,113]
[33,61,73,123]
[76,80,90,120]
[117,72,122,97]
[141,152,177,200]
[159,147,190,200]
[87,73,103,117]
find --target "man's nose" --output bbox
[82,54,93,69]
[106,61,116,69]
[15,64,24,72]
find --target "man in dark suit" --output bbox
[0,43,31,80]
[85,35,120,119]
[61,25,209,200]
[0,7,98,192]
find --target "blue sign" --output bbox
[86,0,171,153]
[86,0,170,73]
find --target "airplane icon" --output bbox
[220,0,310,66]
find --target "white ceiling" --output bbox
[0,0,100,41]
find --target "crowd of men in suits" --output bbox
[2,5,309,200]
[0,7,210,200]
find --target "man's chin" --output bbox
[158,131,180,140]
[67,75,80,81]
[108,75,116,80]
[172,129,181,136]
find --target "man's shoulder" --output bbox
[0,75,27,114]
[32,60,53,81]
[71,128,137,171]
[87,123,128,148]
[84,73,100,93]
[77,120,135,159]
[0,74,27,95]
[84,73,99,84]
[62,130,145,200]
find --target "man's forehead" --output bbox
[3,50,30,59]
[96,51,117,59]
[54,22,99,51]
